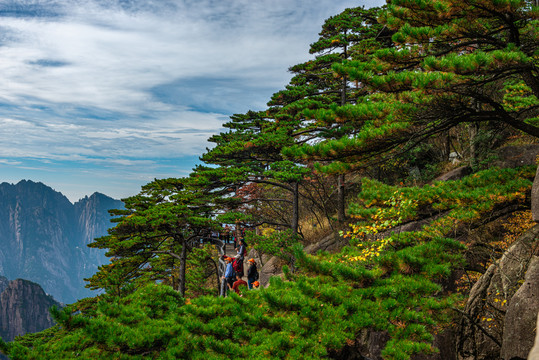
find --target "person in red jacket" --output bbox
[230,273,247,295]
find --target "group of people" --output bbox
[213,225,246,246]
[221,239,260,295]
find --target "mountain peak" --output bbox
[0,180,123,303]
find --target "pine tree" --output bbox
[201,110,310,234]
[86,177,217,297]
[271,6,392,223]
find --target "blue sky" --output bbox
[0,0,384,202]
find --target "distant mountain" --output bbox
[0,180,123,303]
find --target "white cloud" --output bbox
[0,0,385,200]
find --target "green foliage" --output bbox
[8,168,533,360]
[201,109,307,233]
[247,229,300,265]
[346,166,534,238]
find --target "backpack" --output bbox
[254,270,259,281]
[232,258,243,274]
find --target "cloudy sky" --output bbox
[0,0,384,202]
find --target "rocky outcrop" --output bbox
[457,224,539,360]
[303,232,343,254]
[0,180,123,303]
[258,256,284,287]
[434,166,472,182]
[0,278,60,342]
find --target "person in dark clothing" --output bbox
[247,258,258,289]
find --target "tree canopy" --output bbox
[290,0,539,172]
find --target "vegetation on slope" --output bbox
[1,166,534,360]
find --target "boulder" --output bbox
[258,256,284,287]
[303,232,343,254]
[434,166,472,182]
[493,144,539,169]
[246,247,271,269]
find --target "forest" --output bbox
[1,0,539,359]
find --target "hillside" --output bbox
[2,164,538,359]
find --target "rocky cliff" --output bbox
[0,278,60,342]
[0,180,123,303]
[457,224,539,360]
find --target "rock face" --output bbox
[494,144,539,169]
[0,180,123,303]
[528,313,539,359]
[457,224,539,360]
[0,276,8,294]
[501,257,539,359]
[0,278,60,342]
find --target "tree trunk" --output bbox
[445,130,451,161]
[337,174,346,223]
[292,181,299,234]
[208,257,220,297]
[469,122,479,169]
[337,44,348,224]
[178,238,187,297]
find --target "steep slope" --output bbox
[0,180,123,303]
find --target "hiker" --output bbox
[221,256,235,290]
[232,255,244,277]
[247,258,259,289]
[230,273,247,295]
[252,281,260,289]
[224,225,231,244]
[236,239,247,259]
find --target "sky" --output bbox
[0,0,385,202]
